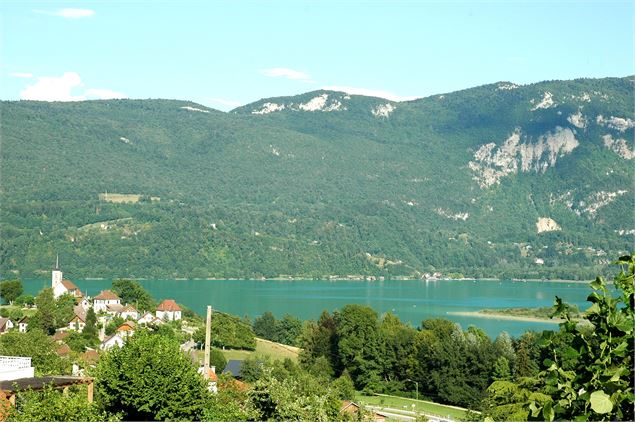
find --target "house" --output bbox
[137,311,162,325]
[0,356,35,381]
[93,290,121,313]
[51,258,83,299]
[0,319,14,334]
[116,321,136,338]
[68,305,87,332]
[105,303,124,316]
[100,332,125,350]
[156,299,182,321]
[52,331,70,343]
[120,305,139,320]
[197,366,218,393]
[17,317,28,333]
[56,344,71,357]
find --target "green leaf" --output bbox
[590,277,604,291]
[542,401,554,422]
[589,390,613,414]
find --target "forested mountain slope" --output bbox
[1,76,633,279]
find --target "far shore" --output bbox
[447,311,565,324]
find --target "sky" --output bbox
[1,0,633,111]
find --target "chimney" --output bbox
[204,305,211,372]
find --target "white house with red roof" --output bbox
[120,305,139,320]
[156,299,182,321]
[68,305,87,332]
[51,257,83,299]
[93,290,121,313]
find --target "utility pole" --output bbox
[406,378,419,401]
[204,305,212,373]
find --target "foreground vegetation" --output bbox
[0,255,632,421]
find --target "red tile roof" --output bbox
[53,331,69,342]
[56,344,71,356]
[156,299,181,311]
[94,290,120,301]
[80,350,100,364]
[61,279,79,291]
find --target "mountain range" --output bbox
[1,76,633,280]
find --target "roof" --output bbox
[222,360,244,378]
[106,303,124,312]
[199,367,218,382]
[72,305,86,322]
[56,344,71,356]
[80,350,100,365]
[0,376,93,394]
[52,331,70,342]
[93,290,120,301]
[0,318,11,330]
[156,299,181,311]
[18,316,29,324]
[61,279,80,292]
[121,305,138,312]
[117,321,136,331]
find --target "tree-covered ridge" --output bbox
[1,77,633,279]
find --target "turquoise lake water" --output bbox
[23,278,593,338]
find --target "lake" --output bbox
[23,278,592,338]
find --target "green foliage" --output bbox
[209,347,227,372]
[111,279,155,311]
[526,254,634,421]
[14,294,34,307]
[31,288,57,334]
[95,329,210,420]
[4,384,120,422]
[83,307,98,342]
[211,312,256,350]
[253,311,303,346]
[201,374,258,421]
[248,366,341,421]
[104,316,124,336]
[0,279,23,304]
[0,329,69,375]
[1,78,633,280]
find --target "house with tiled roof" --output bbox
[116,321,136,338]
[197,366,218,393]
[68,305,87,332]
[120,305,139,320]
[17,316,29,333]
[137,311,163,325]
[156,299,182,321]
[0,318,14,334]
[100,332,125,350]
[93,290,121,313]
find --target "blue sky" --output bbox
[2,1,633,111]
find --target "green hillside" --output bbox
[1,77,633,279]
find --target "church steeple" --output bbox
[52,255,63,289]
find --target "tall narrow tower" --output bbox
[204,305,212,373]
[51,254,63,289]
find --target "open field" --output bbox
[99,193,142,203]
[0,305,37,318]
[207,338,300,362]
[447,310,564,324]
[356,393,469,420]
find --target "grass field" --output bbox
[196,338,300,363]
[356,393,469,420]
[0,305,37,318]
[99,193,142,203]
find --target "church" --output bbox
[51,256,83,299]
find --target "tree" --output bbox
[201,374,257,421]
[0,279,23,304]
[253,311,277,340]
[527,254,634,421]
[31,288,56,335]
[54,293,76,329]
[14,294,35,307]
[0,330,69,375]
[274,314,302,346]
[2,384,120,422]
[82,307,98,346]
[95,330,210,420]
[111,279,155,311]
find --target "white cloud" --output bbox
[9,72,33,78]
[85,88,127,99]
[34,8,95,19]
[321,85,419,102]
[20,72,85,101]
[19,72,126,102]
[259,67,312,82]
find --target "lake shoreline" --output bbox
[447,311,564,324]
